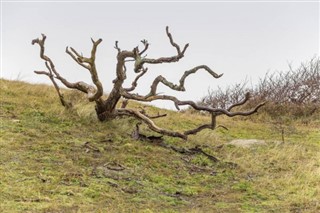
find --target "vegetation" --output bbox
[32,27,264,140]
[1,79,319,212]
[201,57,319,119]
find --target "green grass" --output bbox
[1,79,319,212]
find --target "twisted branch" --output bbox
[65,38,104,101]
[33,27,265,141]
[121,90,265,139]
[184,113,217,136]
[32,34,103,104]
[133,26,189,73]
[146,65,223,97]
[124,68,148,92]
[116,108,187,140]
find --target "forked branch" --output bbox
[33,27,265,141]
[133,26,189,73]
[65,38,104,101]
[32,34,104,103]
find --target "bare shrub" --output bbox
[201,81,250,110]
[202,57,320,118]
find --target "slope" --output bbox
[0,79,319,212]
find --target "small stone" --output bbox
[227,139,266,148]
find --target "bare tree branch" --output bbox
[146,113,167,119]
[139,39,149,56]
[65,38,104,101]
[122,90,265,118]
[32,27,265,140]
[138,106,167,119]
[34,69,70,108]
[114,41,121,53]
[116,108,187,140]
[133,26,189,73]
[184,113,217,136]
[146,65,223,97]
[124,68,148,92]
[165,26,188,56]
[65,47,90,69]
[227,92,250,111]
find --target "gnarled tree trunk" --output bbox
[32,27,265,140]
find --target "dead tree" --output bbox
[32,27,265,140]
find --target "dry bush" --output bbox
[201,81,249,110]
[202,57,320,119]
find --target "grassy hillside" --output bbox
[1,79,319,212]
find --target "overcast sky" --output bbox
[1,1,319,109]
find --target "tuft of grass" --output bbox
[1,79,319,212]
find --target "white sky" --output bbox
[1,1,319,109]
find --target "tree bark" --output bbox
[32,27,265,140]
